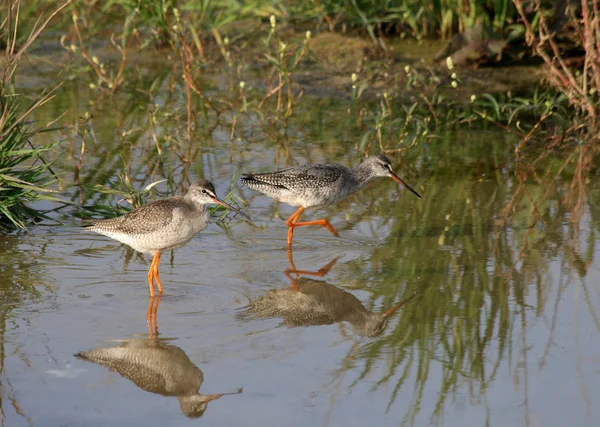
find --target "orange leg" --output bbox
[285,207,304,246]
[146,251,163,297]
[152,251,163,295]
[285,206,339,246]
[147,261,156,298]
[292,219,338,236]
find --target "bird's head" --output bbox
[366,154,421,199]
[187,180,250,219]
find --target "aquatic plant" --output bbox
[0,1,71,230]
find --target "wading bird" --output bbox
[241,154,420,246]
[84,180,249,297]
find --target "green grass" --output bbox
[0,95,63,230]
[0,1,71,231]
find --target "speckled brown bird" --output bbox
[241,154,421,246]
[84,180,249,297]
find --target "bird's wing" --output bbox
[243,164,342,190]
[85,198,185,234]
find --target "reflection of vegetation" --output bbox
[0,234,53,427]
[328,134,599,426]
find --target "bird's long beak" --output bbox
[202,393,224,403]
[382,292,418,319]
[389,171,422,199]
[203,388,243,402]
[212,197,251,220]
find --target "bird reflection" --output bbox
[239,250,417,337]
[147,296,161,338]
[76,339,242,418]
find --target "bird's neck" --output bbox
[349,162,377,190]
[186,196,208,212]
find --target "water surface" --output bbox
[2,67,600,427]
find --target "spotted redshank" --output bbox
[241,154,421,246]
[76,339,242,418]
[84,180,249,297]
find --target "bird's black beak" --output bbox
[389,171,422,199]
[212,196,251,220]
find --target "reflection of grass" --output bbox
[330,135,599,426]
[0,235,52,427]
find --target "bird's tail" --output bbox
[240,173,256,184]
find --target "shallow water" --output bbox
[2,68,600,427]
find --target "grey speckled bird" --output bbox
[241,154,421,246]
[83,180,249,297]
[75,339,242,418]
[238,255,417,337]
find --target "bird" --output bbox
[83,180,249,297]
[241,154,421,246]
[238,258,417,337]
[75,339,242,418]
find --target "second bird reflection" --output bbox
[76,338,242,418]
[239,250,417,337]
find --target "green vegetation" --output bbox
[0,1,71,230]
[0,0,598,229]
[0,95,61,230]
[0,2,599,425]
